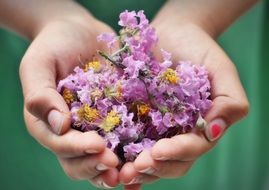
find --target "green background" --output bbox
[0,1,268,190]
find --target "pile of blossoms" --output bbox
[57,10,212,162]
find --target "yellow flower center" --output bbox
[84,61,101,72]
[104,83,122,99]
[116,83,123,99]
[78,104,99,122]
[138,104,150,116]
[163,68,179,84]
[91,89,103,99]
[101,111,121,132]
[63,88,75,104]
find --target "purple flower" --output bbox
[105,133,120,151]
[57,10,212,162]
[149,111,162,126]
[160,49,173,70]
[137,10,149,29]
[118,10,137,28]
[123,142,143,161]
[123,138,156,161]
[162,112,174,127]
[97,33,117,49]
[149,111,172,135]
[96,98,111,116]
[123,56,145,78]
[116,126,139,142]
[122,78,148,102]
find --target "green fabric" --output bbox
[0,1,268,190]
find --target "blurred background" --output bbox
[0,1,268,189]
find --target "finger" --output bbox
[59,148,119,180]
[151,133,215,161]
[25,108,106,157]
[203,96,248,141]
[90,168,120,189]
[135,150,194,178]
[202,42,249,141]
[119,162,159,185]
[124,184,142,190]
[20,44,70,135]
[155,29,249,141]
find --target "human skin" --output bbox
[119,0,256,189]
[0,0,120,188]
[0,0,257,189]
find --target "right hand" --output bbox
[20,11,119,189]
[119,18,249,190]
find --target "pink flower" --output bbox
[97,33,117,49]
[118,10,137,28]
[57,10,212,162]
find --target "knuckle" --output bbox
[238,99,250,117]
[19,55,29,78]
[177,168,189,178]
[52,144,68,156]
[24,90,50,120]
[160,161,192,179]
[156,162,177,178]
[175,162,191,178]
[64,167,79,180]
[25,92,40,114]
[177,138,191,152]
[51,145,62,155]
[60,159,80,180]
[85,164,98,177]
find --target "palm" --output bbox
[36,20,114,80]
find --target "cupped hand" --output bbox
[119,22,249,189]
[20,14,120,188]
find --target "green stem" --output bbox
[98,50,126,69]
[111,43,129,57]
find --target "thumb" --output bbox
[203,48,249,141]
[19,47,71,135]
[204,95,249,142]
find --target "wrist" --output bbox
[151,4,218,39]
[30,1,97,40]
[152,0,258,39]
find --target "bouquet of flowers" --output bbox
[57,10,212,162]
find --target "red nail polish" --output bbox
[211,124,222,139]
[205,119,226,141]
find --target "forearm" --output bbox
[0,0,94,39]
[153,0,258,38]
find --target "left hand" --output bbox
[119,19,249,190]
[20,11,120,189]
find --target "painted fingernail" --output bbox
[205,118,226,141]
[96,179,114,189]
[48,110,64,135]
[96,163,109,171]
[127,176,143,185]
[139,167,156,175]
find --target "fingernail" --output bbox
[96,179,114,189]
[85,149,99,154]
[205,118,226,141]
[48,110,64,135]
[139,167,155,175]
[196,114,207,130]
[96,163,109,171]
[101,182,114,189]
[154,156,168,161]
[126,176,143,185]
